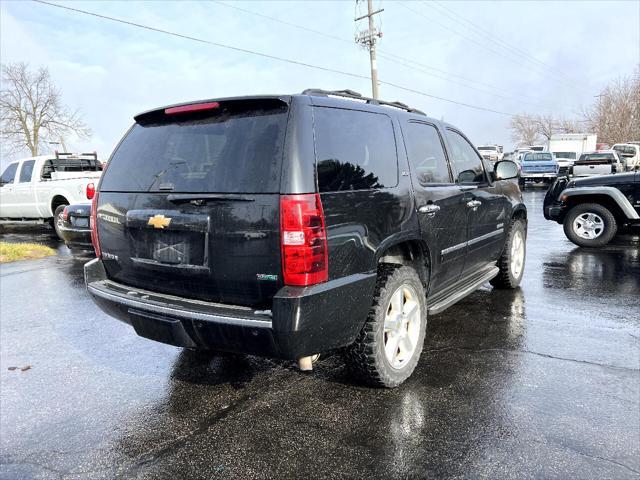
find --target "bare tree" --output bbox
[533,114,557,141]
[509,114,540,147]
[556,117,580,134]
[583,71,640,145]
[511,112,582,147]
[0,62,91,157]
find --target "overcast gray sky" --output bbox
[1,0,639,165]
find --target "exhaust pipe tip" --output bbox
[297,354,320,371]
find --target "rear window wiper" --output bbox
[166,193,255,205]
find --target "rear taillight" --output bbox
[90,193,101,258]
[86,182,95,200]
[62,206,69,222]
[280,194,328,286]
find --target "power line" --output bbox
[398,1,585,93]
[214,0,569,107]
[427,0,582,86]
[376,51,559,110]
[33,0,517,117]
[213,1,354,48]
[32,0,371,82]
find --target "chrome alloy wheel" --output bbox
[573,212,604,240]
[383,285,421,370]
[56,211,65,229]
[510,229,525,278]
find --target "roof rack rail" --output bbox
[301,88,426,115]
[55,151,98,160]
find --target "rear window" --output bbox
[477,146,497,151]
[100,100,289,193]
[553,152,576,160]
[613,145,636,156]
[523,153,553,161]
[576,154,614,164]
[41,158,103,180]
[314,107,398,192]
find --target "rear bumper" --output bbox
[521,172,558,179]
[59,225,92,248]
[85,258,376,360]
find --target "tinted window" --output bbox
[404,122,451,185]
[19,160,35,183]
[446,129,486,183]
[576,153,615,164]
[477,146,497,151]
[554,152,576,160]
[0,163,18,185]
[41,158,103,180]
[101,100,288,193]
[613,145,636,156]
[314,107,397,192]
[523,153,553,161]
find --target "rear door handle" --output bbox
[466,200,481,209]
[418,204,440,215]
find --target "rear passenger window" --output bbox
[19,160,35,183]
[446,129,487,184]
[404,122,451,185]
[314,107,398,192]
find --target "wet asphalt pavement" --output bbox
[1,189,639,480]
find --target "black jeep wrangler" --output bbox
[544,172,640,247]
[85,89,527,387]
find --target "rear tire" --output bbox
[53,205,67,240]
[563,203,617,247]
[343,265,427,388]
[491,219,526,289]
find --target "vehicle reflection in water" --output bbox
[106,288,529,478]
[543,240,640,296]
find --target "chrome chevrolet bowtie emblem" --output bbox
[147,214,171,229]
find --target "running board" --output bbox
[427,266,500,315]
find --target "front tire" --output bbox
[343,265,427,388]
[563,203,617,247]
[491,219,526,289]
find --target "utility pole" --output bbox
[355,0,383,99]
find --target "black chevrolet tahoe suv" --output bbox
[85,89,527,387]
[544,172,640,247]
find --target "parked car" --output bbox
[548,133,597,168]
[612,143,640,171]
[551,151,577,176]
[572,151,624,177]
[58,203,93,250]
[0,152,102,239]
[477,145,503,163]
[518,151,559,186]
[514,147,533,164]
[544,172,640,247]
[84,89,527,388]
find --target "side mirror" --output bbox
[494,160,519,180]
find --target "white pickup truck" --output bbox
[572,151,625,177]
[0,153,103,238]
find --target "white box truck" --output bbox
[547,134,597,175]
